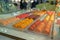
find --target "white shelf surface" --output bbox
[0,27,52,40]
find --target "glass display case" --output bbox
[0,0,60,40]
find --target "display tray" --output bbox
[0,11,59,40]
[0,23,59,40]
